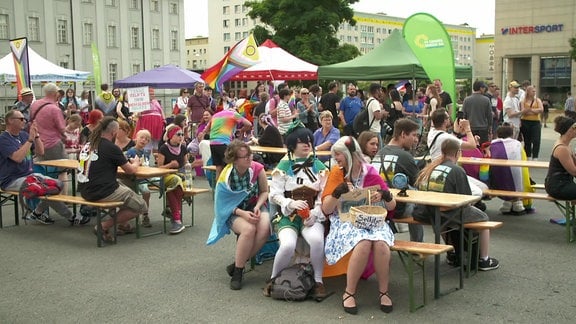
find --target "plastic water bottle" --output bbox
[184,162,193,191]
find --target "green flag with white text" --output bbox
[403,13,456,118]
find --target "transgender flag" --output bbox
[202,34,260,92]
[9,37,31,100]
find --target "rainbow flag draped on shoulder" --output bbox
[201,34,260,92]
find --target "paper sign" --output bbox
[126,87,150,113]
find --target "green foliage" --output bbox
[246,0,361,66]
[569,37,576,61]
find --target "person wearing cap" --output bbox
[13,87,34,122]
[545,116,576,201]
[264,126,329,299]
[503,81,522,140]
[462,81,492,143]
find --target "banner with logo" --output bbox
[403,13,456,117]
[9,37,31,101]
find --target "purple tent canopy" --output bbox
[113,64,204,89]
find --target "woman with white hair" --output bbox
[321,136,396,315]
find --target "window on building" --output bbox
[108,63,117,84]
[223,33,230,41]
[242,18,248,26]
[105,0,116,6]
[153,64,161,68]
[81,0,93,3]
[150,0,159,12]
[234,5,240,13]
[170,30,178,51]
[235,32,241,41]
[82,22,93,45]
[242,5,247,12]
[107,25,117,47]
[235,19,241,27]
[132,64,141,74]
[57,19,68,44]
[169,2,178,14]
[59,61,69,69]
[223,46,230,54]
[129,0,139,9]
[151,28,160,49]
[223,6,230,15]
[131,27,140,48]
[0,14,9,40]
[242,31,248,38]
[347,35,352,42]
[223,19,229,28]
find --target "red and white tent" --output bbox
[230,39,317,81]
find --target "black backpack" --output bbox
[352,98,375,137]
[270,263,315,301]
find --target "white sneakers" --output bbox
[500,200,525,214]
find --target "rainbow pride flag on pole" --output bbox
[9,37,31,101]
[201,34,260,92]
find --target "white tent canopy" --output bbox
[0,47,91,82]
[229,39,318,81]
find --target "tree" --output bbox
[569,37,576,61]
[246,0,361,66]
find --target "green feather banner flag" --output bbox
[403,13,456,118]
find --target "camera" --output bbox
[381,120,393,135]
[456,110,466,120]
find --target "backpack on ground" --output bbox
[352,98,375,137]
[270,263,315,301]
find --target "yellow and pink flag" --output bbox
[202,34,260,92]
[9,37,31,101]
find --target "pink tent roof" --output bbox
[230,39,317,81]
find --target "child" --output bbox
[126,130,153,227]
[64,114,83,159]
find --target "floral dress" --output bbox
[323,163,394,265]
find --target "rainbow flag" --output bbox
[201,34,260,92]
[9,37,31,100]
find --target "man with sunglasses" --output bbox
[0,110,79,225]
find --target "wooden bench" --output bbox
[0,189,123,247]
[390,240,454,312]
[183,187,211,227]
[482,188,576,243]
[394,217,504,277]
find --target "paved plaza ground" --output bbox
[1,125,575,323]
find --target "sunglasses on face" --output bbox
[175,132,184,136]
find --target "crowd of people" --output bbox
[4,78,576,315]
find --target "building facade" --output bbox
[0,0,185,109]
[475,35,496,82]
[494,0,575,105]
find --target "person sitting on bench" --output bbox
[414,138,500,271]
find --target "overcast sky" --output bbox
[184,0,496,38]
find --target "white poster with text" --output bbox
[127,87,150,113]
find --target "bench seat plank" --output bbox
[482,189,554,201]
[391,240,453,255]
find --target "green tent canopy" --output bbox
[318,29,471,80]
